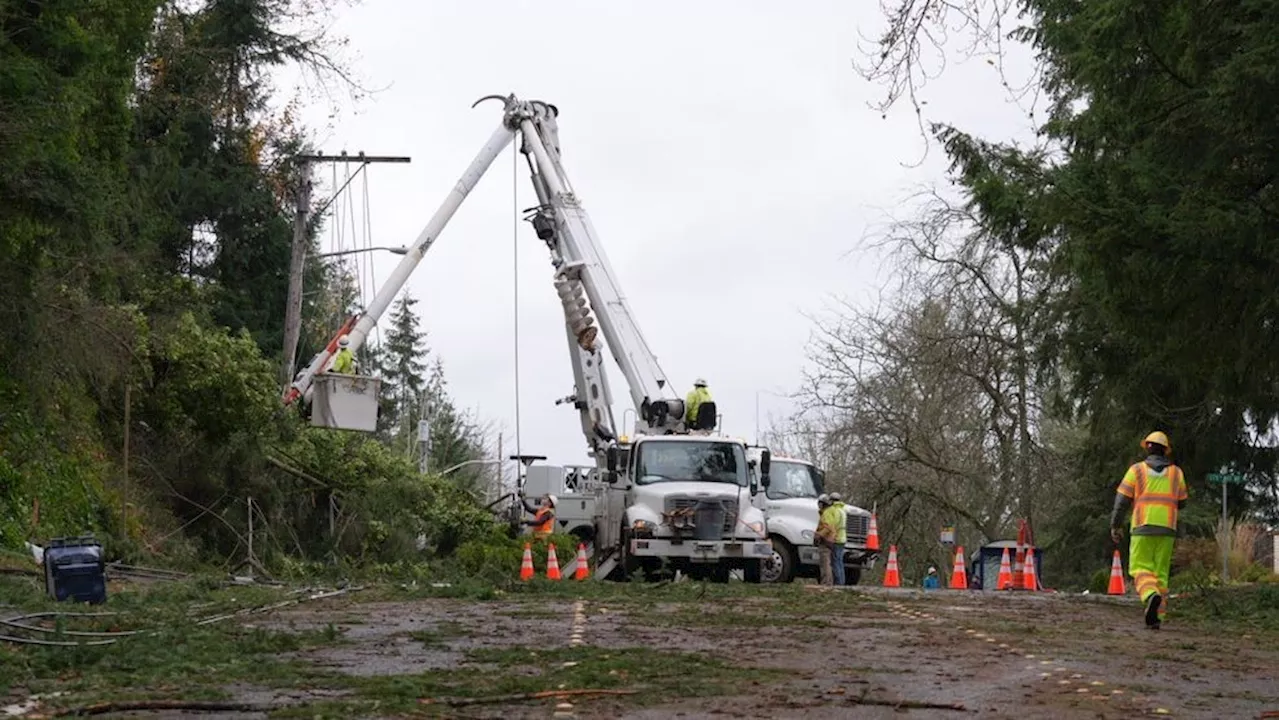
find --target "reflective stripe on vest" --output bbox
[1131,463,1183,530]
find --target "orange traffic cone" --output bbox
[574,543,590,581]
[1106,550,1126,595]
[519,543,534,581]
[1022,547,1038,591]
[866,513,880,551]
[949,546,968,589]
[997,547,1014,590]
[546,543,562,580]
[882,545,901,587]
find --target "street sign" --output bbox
[940,526,956,545]
[1206,473,1247,485]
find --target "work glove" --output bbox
[1110,526,1124,545]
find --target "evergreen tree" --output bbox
[379,293,429,442]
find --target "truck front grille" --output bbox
[664,496,738,537]
[845,513,869,545]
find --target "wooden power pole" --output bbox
[280,151,411,390]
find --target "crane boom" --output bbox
[287,94,688,447]
[284,115,518,405]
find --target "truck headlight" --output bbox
[743,521,765,538]
[801,530,815,542]
[631,519,655,537]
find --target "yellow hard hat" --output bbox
[1141,431,1170,451]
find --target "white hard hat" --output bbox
[817,493,830,504]
[546,494,558,508]
[927,566,937,574]
[694,377,707,387]
[829,492,842,502]
[338,335,351,348]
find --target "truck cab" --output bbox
[746,449,878,584]
[611,434,772,582]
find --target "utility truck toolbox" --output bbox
[43,535,107,604]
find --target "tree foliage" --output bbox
[0,0,502,567]
[796,0,1278,582]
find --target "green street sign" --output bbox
[1206,473,1247,485]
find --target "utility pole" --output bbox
[280,151,412,391]
[417,397,432,474]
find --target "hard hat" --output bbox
[545,494,558,508]
[817,493,830,505]
[927,566,937,574]
[338,335,351,348]
[694,377,707,387]
[1141,431,1170,451]
[829,492,842,502]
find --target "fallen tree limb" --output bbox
[56,699,283,716]
[422,689,638,707]
[847,696,969,712]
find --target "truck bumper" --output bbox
[844,548,880,569]
[798,545,824,566]
[631,538,773,563]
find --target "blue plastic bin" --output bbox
[43,535,107,604]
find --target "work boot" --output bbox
[1144,593,1162,629]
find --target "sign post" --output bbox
[1206,473,1246,582]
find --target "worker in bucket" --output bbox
[331,335,357,374]
[828,492,848,585]
[524,494,557,537]
[815,494,838,586]
[684,378,712,428]
[1110,431,1188,630]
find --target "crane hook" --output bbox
[471,93,513,110]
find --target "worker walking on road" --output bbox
[331,335,357,374]
[828,492,848,585]
[685,378,712,428]
[1110,431,1188,630]
[524,494,558,537]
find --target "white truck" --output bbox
[745,449,878,585]
[285,94,773,581]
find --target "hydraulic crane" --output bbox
[288,94,772,581]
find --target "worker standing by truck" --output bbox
[1110,431,1188,630]
[816,494,838,586]
[524,494,558,537]
[829,492,848,585]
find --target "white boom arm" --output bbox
[287,95,689,451]
[512,99,688,442]
[284,113,519,405]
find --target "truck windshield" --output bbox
[766,460,823,499]
[635,441,747,487]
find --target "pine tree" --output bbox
[380,293,429,442]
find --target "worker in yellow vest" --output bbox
[1110,431,1188,629]
[684,378,712,428]
[331,335,357,374]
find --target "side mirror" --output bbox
[606,445,619,474]
[759,450,771,486]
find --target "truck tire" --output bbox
[743,559,763,584]
[843,567,862,586]
[761,537,796,583]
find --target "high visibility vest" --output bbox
[831,502,848,544]
[532,508,554,536]
[1117,462,1188,530]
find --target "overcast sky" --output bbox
[280,0,1038,473]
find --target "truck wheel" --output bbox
[711,564,731,583]
[743,559,763,584]
[761,538,796,583]
[843,567,862,586]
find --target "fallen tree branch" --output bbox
[847,695,969,712]
[421,689,638,707]
[56,699,283,717]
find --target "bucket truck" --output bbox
[285,94,772,581]
[745,449,878,585]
